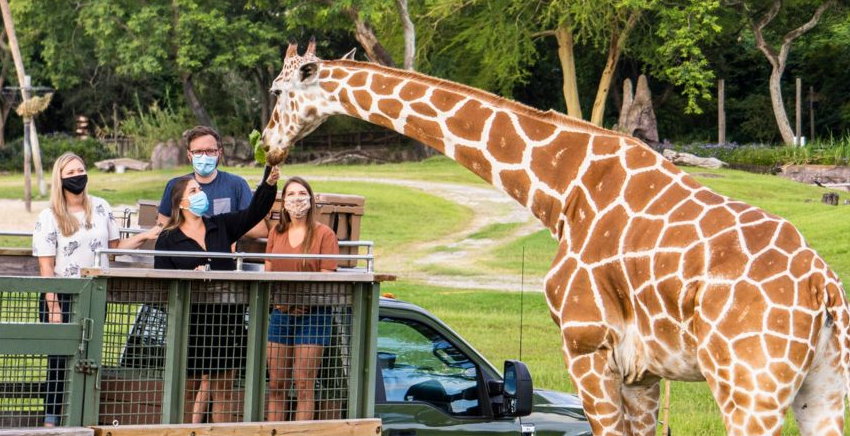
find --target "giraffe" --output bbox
[261,40,850,436]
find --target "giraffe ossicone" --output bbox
[262,41,850,436]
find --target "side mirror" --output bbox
[503,360,533,417]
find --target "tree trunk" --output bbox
[555,25,582,119]
[768,68,795,145]
[747,0,836,145]
[346,9,395,67]
[590,10,641,126]
[396,0,415,70]
[590,38,621,126]
[182,73,214,127]
[254,67,272,127]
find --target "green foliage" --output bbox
[653,0,721,114]
[249,129,265,165]
[0,135,115,172]
[672,134,850,167]
[119,98,193,159]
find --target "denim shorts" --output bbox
[267,306,332,346]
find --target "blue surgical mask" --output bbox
[182,191,209,217]
[192,154,218,177]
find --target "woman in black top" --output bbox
[154,164,278,423]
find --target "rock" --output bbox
[151,140,183,169]
[95,158,151,172]
[617,75,659,144]
[779,165,850,185]
[662,149,726,169]
[221,135,255,165]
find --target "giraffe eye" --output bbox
[270,89,282,97]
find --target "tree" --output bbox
[270,0,401,67]
[728,0,839,145]
[77,0,283,128]
[425,0,720,126]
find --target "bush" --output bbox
[0,134,115,172]
[119,96,193,159]
[672,133,850,168]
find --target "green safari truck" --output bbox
[376,296,592,436]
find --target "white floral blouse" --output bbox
[32,196,119,277]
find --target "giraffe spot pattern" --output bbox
[591,135,620,155]
[517,113,556,141]
[377,99,403,120]
[370,74,403,95]
[624,144,658,169]
[498,169,531,206]
[353,90,373,111]
[446,100,492,142]
[581,157,627,212]
[563,188,595,251]
[399,82,428,101]
[348,71,368,87]
[410,101,437,118]
[531,131,589,193]
[453,145,492,184]
[487,111,525,164]
[403,115,444,153]
[623,171,673,213]
[581,206,629,264]
[430,89,464,112]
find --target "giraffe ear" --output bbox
[306,36,317,56]
[341,48,356,61]
[299,62,320,85]
[285,42,298,59]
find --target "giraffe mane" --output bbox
[325,59,632,139]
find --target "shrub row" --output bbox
[0,134,115,172]
[666,134,850,168]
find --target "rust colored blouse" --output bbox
[265,222,339,272]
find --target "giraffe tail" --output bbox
[824,277,850,402]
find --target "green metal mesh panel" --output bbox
[266,282,353,421]
[185,281,251,423]
[0,290,76,427]
[0,291,72,324]
[100,278,170,425]
[0,354,70,427]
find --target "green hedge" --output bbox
[669,134,850,168]
[0,134,116,172]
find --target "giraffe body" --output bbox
[262,43,850,435]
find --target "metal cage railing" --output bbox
[0,268,381,428]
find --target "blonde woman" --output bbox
[32,152,158,426]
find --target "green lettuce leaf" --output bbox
[249,129,265,165]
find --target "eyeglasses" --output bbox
[190,149,219,157]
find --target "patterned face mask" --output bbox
[284,195,311,219]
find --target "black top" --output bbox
[154,172,276,271]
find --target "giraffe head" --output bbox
[261,39,353,165]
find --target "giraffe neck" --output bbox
[320,60,636,235]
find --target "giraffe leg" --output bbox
[567,349,628,435]
[621,380,661,436]
[791,325,845,436]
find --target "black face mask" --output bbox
[62,174,88,195]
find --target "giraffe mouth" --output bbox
[266,146,290,166]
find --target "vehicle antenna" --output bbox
[519,246,525,361]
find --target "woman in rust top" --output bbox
[265,176,339,421]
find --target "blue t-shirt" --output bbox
[158,171,252,218]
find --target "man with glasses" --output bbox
[155,126,256,230]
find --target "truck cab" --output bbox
[376,297,592,436]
